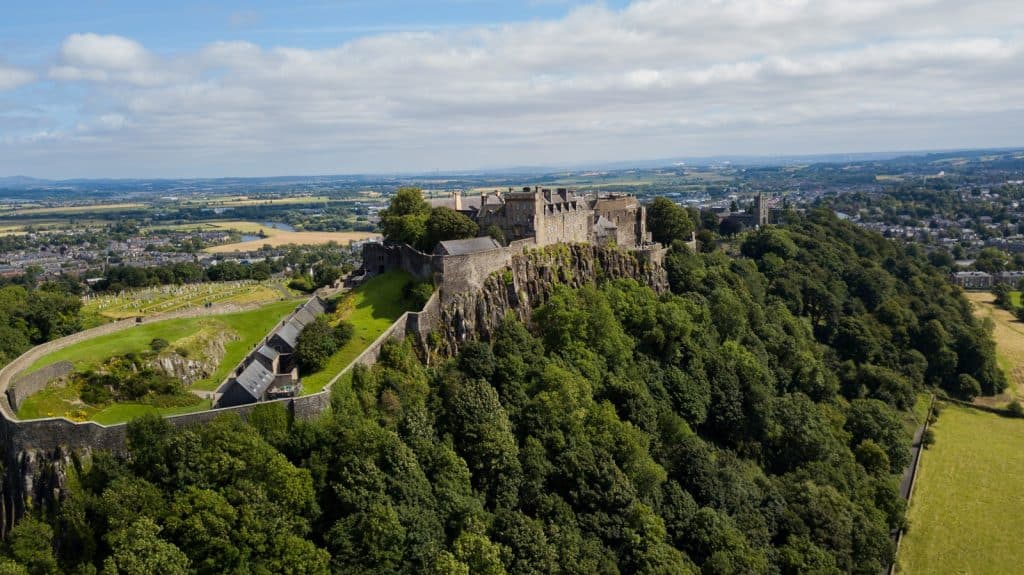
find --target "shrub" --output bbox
[921,428,936,449]
[403,281,434,309]
[334,321,355,347]
[297,316,353,372]
[289,275,316,293]
[149,338,170,353]
[1008,400,1024,418]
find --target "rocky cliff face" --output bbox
[435,244,667,355]
[0,445,82,538]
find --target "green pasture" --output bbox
[300,271,418,394]
[896,404,1024,574]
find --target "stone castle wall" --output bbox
[437,246,514,301]
[538,206,593,246]
[7,362,73,413]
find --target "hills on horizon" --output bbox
[1,146,1022,192]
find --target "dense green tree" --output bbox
[845,399,911,474]
[647,197,694,245]
[101,518,189,575]
[421,207,479,252]
[380,187,431,247]
[5,517,57,575]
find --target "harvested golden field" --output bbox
[965,291,1024,407]
[205,230,380,252]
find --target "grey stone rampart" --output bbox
[7,362,73,412]
[407,291,441,344]
[436,246,513,301]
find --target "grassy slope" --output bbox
[965,291,1024,407]
[897,404,1024,575]
[18,299,300,422]
[301,271,416,394]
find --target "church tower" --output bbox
[754,193,769,227]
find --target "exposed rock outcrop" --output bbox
[147,329,237,386]
[435,243,667,355]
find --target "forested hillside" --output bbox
[0,210,1001,574]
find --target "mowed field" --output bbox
[300,271,418,394]
[18,299,301,423]
[896,404,1024,574]
[965,291,1024,406]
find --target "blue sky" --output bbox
[1,1,630,56]
[0,0,1021,178]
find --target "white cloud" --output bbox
[5,0,1024,177]
[49,33,185,86]
[0,64,34,91]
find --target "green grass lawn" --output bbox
[18,299,300,423]
[17,378,213,423]
[896,404,1024,574]
[301,272,418,394]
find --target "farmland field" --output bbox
[18,299,301,423]
[300,271,419,394]
[0,203,147,216]
[896,404,1024,574]
[205,230,380,252]
[83,279,293,319]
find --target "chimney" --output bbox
[452,190,462,211]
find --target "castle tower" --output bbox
[755,193,769,227]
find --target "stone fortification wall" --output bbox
[537,206,593,246]
[0,389,340,536]
[7,362,73,412]
[362,242,436,280]
[436,246,514,301]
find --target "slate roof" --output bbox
[429,195,484,211]
[436,236,502,256]
[233,361,275,399]
[306,296,326,315]
[292,307,318,328]
[256,344,280,362]
[271,319,302,350]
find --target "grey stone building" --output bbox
[429,187,653,249]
